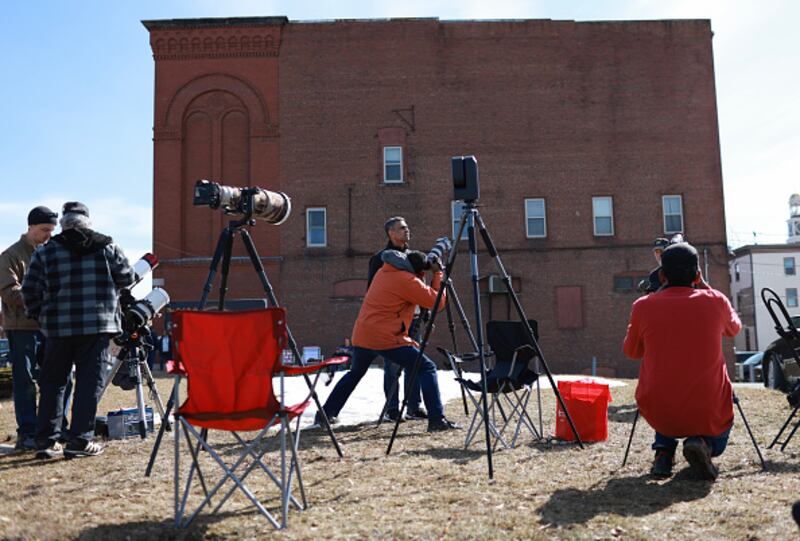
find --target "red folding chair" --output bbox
[169,308,347,529]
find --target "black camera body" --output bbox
[452,155,480,203]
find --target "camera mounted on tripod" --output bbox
[193,179,292,226]
[452,155,480,203]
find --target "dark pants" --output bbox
[383,359,422,414]
[323,346,444,421]
[36,334,111,448]
[652,423,733,457]
[8,330,71,438]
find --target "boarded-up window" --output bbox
[556,286,583,329]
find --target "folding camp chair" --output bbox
[170,308,347,529]
[445,320,542,449]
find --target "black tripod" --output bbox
[385,200,584,479]
[762,287,800,451]
[98,329,169,439]
[146,206,343,477]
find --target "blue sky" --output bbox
[1,0,798,281]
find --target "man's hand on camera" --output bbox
[428,254,443,272]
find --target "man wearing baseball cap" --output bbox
[0,206,72,450]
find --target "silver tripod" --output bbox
[98,335,169,439]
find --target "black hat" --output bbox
[406,250,429,274]
[62,201,89,217]
[27,206,58,226]
[653,238,670,250]
[661,242,698,274]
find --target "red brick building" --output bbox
[143,17,732,377]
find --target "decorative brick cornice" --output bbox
[148,27,282,61]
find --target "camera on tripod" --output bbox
[193,179,292,225]
[452,155,480,203]
[117,253,171,341]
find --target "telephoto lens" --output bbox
[124,288,171,331]
[193,179,292,225]
[427,237,452,266]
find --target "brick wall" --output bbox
[145,17,732,377]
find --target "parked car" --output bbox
[740,352,763,382]
[761,315,800,392]
[0,338,9,366]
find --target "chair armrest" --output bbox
[166,359,187,376]
[278,355,349,376]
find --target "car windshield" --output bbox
[743,352,763,365]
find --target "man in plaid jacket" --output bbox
[22,201,135,459]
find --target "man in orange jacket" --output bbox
[319,250,460,432]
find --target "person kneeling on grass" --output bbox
[623,242,741,481]
[317,250,460,432]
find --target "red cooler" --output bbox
[555,379,612,442]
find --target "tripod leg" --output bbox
[199,228,234,310]
[146,375,179,477]
[768,406,799,449]
[780,411,800,452]
[443,289,469,416]
[239,229,343,458]
[141,361,171,431]
[475,212,584,448]
[133,355,149,439]
[733,393,766,470]
[217,227,236,311]
[622,409,639,468]
[466,209,494,479]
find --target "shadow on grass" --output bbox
[538,470,712,526]
[608,403,638,423]
[74,509,259,541]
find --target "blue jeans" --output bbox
[36,334,110,448]
[323,346,444,421]
[383,359,422,414]
[652,423,733,457]
[8,330,71,438]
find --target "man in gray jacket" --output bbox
[23,202,135,459]
[0,206,72,450]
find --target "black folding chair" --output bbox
[444,320,543,449]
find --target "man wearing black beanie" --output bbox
[0,206,72,451]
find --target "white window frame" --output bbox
[788,288,799,308]
[525,198,547,238]
[662,195,684,234]
[592,196,614,236]
[451,201,468,241]
[306,207,327,248]
[383,146,403,183]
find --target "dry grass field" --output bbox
[1,374,799,540]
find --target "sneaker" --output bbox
[14,436,37,452]
[427,417,461,432]
[35,442,64,460]
[64,441,104,459]
[313,411,339,428]
[682,437,718,481]
[405,408,428,421]
[381,410,405,423]
[650,449,675,479]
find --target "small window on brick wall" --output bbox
[383,146,403,183]
[613,276,634,292]
[306,208,327,247]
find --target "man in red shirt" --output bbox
[623,242,741,480]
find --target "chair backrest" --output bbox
[485,320,540,383]
[172,308,288,431]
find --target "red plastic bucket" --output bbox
[555,379,612,442]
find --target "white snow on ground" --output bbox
[276,367,627,430]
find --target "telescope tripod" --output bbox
[146,213,343,477]
[98,334,169,439]
[385,200,584,479]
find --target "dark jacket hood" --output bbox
[53,228,112,255]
